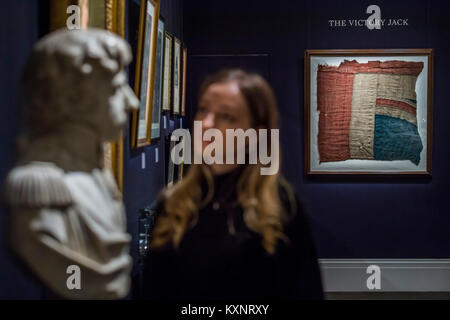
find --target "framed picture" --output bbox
[150,18,164,140]
[104,0,126,192]
[50,0,89,31]
[181,46,188,116]
[305,49,433,176]
[172,37,182,115]
[162,32,173,112]
[131,0,160,148]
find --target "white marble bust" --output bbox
[4,29,139,299]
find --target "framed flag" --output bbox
[305,49,433,176]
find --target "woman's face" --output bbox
[195,81,253,174]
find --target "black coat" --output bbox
[140,168,323,300]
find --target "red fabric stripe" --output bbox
[319,60,424,76]
[317,70,353,162]
[376,98,416,115]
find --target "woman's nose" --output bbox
[202,112,215,129]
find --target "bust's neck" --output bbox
[19,123,104,172]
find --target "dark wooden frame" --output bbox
[304,49,434,176]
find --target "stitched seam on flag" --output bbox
[376,95,417,108]
[318,60,424,76]
[376,98,417,115]
[375,105,418,126]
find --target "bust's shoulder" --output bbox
[63,168,122,201]
[5,161,73,208]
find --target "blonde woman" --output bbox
[141,69,323,300]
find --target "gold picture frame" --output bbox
[105,0,126,192]
[50,0,85,31]
[131,0,161,148]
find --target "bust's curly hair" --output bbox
[22,29,131,134]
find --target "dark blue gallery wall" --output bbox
[0,1,44,299]
[183,0,450,258]
[123,0,183,283]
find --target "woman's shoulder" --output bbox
[278,179,304,221]
[150,187,176,218]
[152,183,184,213]
[277,178,313,241]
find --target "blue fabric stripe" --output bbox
[374,115,423,165]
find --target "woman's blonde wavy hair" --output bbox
[150,69,294,255]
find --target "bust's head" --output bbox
[23,29,139,141]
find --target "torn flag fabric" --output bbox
[317,60,424,165]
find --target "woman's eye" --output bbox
[220,113,236,122]
[197,106,207,113]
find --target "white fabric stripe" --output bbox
[349,73,377,160]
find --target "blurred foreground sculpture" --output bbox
[4,29,139,299]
